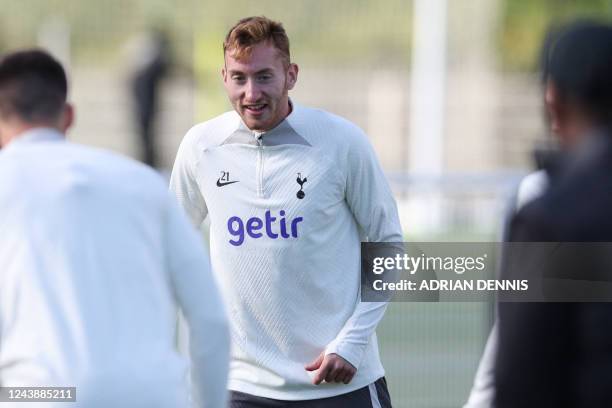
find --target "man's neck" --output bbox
[0,122,62,147]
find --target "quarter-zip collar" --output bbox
[223,101,310,147]
[247,98,295,140]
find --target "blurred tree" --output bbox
[0,0,195,68]
[500,0,612,71]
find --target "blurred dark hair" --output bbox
[0,49,68,123]
[540,20,612,126]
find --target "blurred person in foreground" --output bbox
[171,16,400,408]
[495,21,612,408]
[0,49,229,408]
[463,28,565,408]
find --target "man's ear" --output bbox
[545,80,562,135]
[60,103,75,133]
[221,66,227,82]
[286,63,298,90]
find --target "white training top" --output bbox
[170,102,403,400]
[0,128,230,408]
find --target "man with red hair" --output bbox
[172,15,399,408]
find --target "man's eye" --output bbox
[257,75,272,81]
[232,76,245,82]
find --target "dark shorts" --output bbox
[229,377,392,408]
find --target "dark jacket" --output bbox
[495,131,612,408]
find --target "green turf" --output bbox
[377,302,494,407]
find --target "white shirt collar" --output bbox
[11,127,65,146]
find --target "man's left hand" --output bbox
[305,352,357,385]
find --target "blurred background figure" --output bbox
[126,27,171,168]
[496,21,612,408]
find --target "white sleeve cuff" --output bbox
[324,339,367,369]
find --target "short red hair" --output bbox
[223,16,291,66]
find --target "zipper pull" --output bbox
[254,131,264,146]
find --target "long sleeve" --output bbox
[463,325,498,408]
[325,129,403,369]
[164,196,229,408]
[170,129,208,228]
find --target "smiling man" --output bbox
[170,16,401,408]
[223,34,295,131]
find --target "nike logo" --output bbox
[217,179,239,187]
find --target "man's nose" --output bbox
[244,79,262,102]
